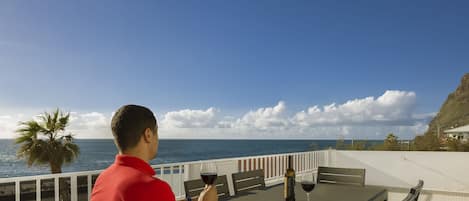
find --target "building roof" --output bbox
[444,124,469,133]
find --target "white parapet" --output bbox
[333,150,469,201]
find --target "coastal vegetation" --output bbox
[334,132,469,151]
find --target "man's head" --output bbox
[111,105,159,161]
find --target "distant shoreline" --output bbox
[0,138,396,140]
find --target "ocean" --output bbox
[0,139,379,178]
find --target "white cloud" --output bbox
[156,92,430,139]
[68,112,111,138]
[0,90,435,139]
[160,108,218,128]
[0,115,18,138]
[231,101,289,130]
[292,90,418,126]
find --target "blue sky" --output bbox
[0,1,468,139]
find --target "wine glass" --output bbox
[300,173,316,201]
[200,162,218,186]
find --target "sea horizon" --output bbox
[0,139,383,178]
[0,138,401,140]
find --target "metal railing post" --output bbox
[71,175,77,201]
[87,174,92,201]
[36,179,41,201]
[54,177,59,201]
[15,180,20,201]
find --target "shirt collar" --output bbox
[115,154,156,176]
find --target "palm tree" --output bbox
[384,133,399,151]
[15,109,80,174]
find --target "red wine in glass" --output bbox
[200,162,218,185]
[301,182,316,192]
[300,174,316,201]
[201,173,218,185]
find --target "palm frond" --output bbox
[47,112,54,131]
[63,142,80,163]
[15,133,35,144]
[15,121,41,144]
[21,139,49,167]
[57,112,70,131]
[39,113,49,128]
[51,109,59,131]
[16,140,34,159]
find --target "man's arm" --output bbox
[197,185,218,201]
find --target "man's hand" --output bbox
[197,185,218,201]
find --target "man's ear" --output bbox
[143,128,153,143]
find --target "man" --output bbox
[91,105,217,201]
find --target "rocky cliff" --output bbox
[426,73,469,135]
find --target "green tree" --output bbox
[336,138,347,150]
[383,133,399,151]
[462,143,469,152]
[15,109,80,173]
[446,138,461,151]
[414,134,441,151]
[350,140,367,150]
[445,138,469,151]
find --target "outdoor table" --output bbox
[229,183,388,201]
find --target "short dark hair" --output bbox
[111,105,157,152]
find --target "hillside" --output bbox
[426,73,469,135]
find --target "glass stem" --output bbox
[307,193,310,201]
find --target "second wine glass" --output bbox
[300,173,316,201]
[200,162,218,185]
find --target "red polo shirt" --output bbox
[91,155,176,201]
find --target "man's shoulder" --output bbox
[116,173,171,190]
[127,177,175,200]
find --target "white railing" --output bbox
[5,150,467,201]
[235,150,327,184]
[0,150,327,201]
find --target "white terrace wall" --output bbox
[331,150,469,201]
